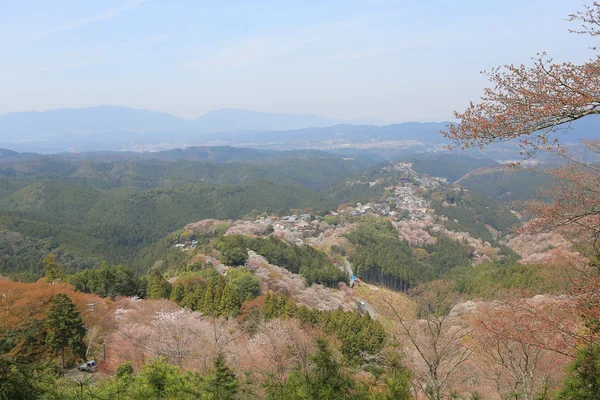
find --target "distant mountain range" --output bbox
[0,105,597,154]
[0,105,442,153]
[0,105,382,137]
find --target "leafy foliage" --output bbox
[458,168,551,207]
[146,269,172,300]
[66,262,142,298]
[262,293,386,363]
[558,345,600,399]
[409,154,498,182]
[346,218,428,290]
[448,261,568,298]
[0,157,356,278]
[170,269,260,318]
[43,254,62,284]
[216,235,346,287]
[428,188,519,242]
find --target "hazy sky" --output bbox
[0,0,595,122]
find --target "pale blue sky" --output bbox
[0,0,595,122]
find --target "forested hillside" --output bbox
[0,151,374,279]
[5,1,600,398]
[408,154,498,182]
[0,147,584,400]
[457,166,552,208]
[0,151,529,283]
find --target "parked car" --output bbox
[77,360,97,373]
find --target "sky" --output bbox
[0,0,595,122]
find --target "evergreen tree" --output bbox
[429,235,471,278]
[115,362,134,381]
[182,285,204,311]
[263,293,275,320]
[226,268,260,301]
[307,339,355,399]
[43,254,62,284]
[220,247,249,267]
[170,282,185,303]
[146,269,171,300]
[112,264,140,297]
[202,353,239,400]
[375,352,412,400]
[134,357,201,398]
[281,298,298,318]
[558,345,600,400]
[45,293,86,370]
[219,284,240,318]
[214,277,226,310]
[203,284,215,315]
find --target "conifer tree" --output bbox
[203,353,239,400]
[559,345,600,400]
[307,339,355,399]
[183,285,203,311]
[219,284,240,318]
[214,277,226,309]
[46,293,86,370]
[146,269,171,300]
[263,293,274,320]
[170,282,185,303]
[282,298,298,318]
[203,284,215,315]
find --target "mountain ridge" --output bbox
[0,105,386,137]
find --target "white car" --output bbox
[77,360,97,373]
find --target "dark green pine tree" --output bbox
[379,352,412,400]
[112,264,139,297]
[219,284,240,318]
[213,277,226,314]
[45,293,86,370]
[558,345,600,400]
[203,284,216,315]
[281,298,298,319]
[146,269,172,300]
[183,285,204,311]
[307,339,355,399]
[202,353,239,400]
[170,282,185,303]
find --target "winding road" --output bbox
[343,257,378,319]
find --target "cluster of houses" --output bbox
[174,240,198,249]
[172,162,450,251]
[340,162,444,221]
[346,202,394,217]
[272,213,320,237]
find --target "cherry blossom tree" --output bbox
[472,303,571,399]
[442,3,600,254]
[384,281,473,400]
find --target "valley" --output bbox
[0,140,592,400]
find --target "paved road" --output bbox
[344,258,377,319]
[356,297,377,320]
[343,258,353,280]
[63,368,106,383]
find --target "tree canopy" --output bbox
[45,293,86,370]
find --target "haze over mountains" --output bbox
[0,106,381,137]
[0,105,433,153]
[1,105,598,155]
